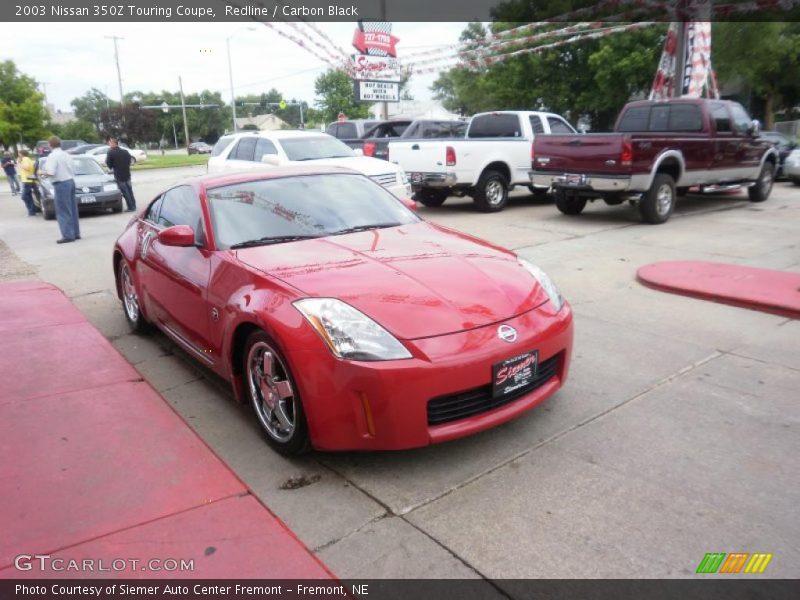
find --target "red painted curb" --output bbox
[637,261,800,319]
[0,281,335,579]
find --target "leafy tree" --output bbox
[50,119,102,143]
[0,60,48,149]
[713,22,800,128]
[314,69,369,124]
[99,103,158,145]
[71,88,113,132]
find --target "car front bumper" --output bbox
[43,189,122,211]
[286,301,573,451]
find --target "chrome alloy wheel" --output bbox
[120,263,140,323]
[656,183,674,216]
[247,341,296,442]
[759,166,774,196]
[485,180,505,206]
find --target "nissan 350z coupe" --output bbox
[113,167,574,455]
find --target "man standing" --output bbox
[105,136,136,211]
[17,150,37,216]
[41,136,80,244]
[2,152,21,195]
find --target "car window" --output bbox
[529,116,545,135]
[206,174,419,250]
[402,123,419,138]
[325,124,338,136]
[280,136,354,161]
[711,103,732,134]
[469,114,522,138]
[617,106,650,132]
[668,104,703,132]
[157,185,205,244]
[649,105,670,131]
[729,103,752,135]
[255,138,278,161]
[420,121,460,139]
[547,116,574,134]
[230,137,257,161]
[210,136,234,157]
[72,157,104,176]
[337,123,357,138]
[145,195,164,224]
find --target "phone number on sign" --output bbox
[15,5,216,18]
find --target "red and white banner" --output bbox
[352,22,399,58]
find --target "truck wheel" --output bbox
[748,162,774,203]
[639,173,676,224]
[474,170,508,212]
[554,189,587,215]
[414,189,449,207]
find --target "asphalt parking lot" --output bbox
[0,168,797,580]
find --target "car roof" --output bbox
[187,165,363,190]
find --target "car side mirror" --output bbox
[158,225,196,247]
[749,119,761,136]
[261,154,281,166]
[400,197,417,211]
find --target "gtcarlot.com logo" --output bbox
[14,554,194,572]
[696,552,773,574]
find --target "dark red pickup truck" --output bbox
[529,98,779,223]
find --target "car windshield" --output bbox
[279,136,355,161]
[206,173,419,249]
[72,157,104,176]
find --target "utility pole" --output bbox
[178,76,190,151]
[105,35,125,103]
[380,0,388,120]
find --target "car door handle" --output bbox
[412,144,420,150]
[568,139,582,146]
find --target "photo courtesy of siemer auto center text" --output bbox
[0,1,798,599]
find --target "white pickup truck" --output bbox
[388,110,576,212]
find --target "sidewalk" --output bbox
[0,281,334,579]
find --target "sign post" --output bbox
[351,18,400,118]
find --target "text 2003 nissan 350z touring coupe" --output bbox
[113,167,573,454]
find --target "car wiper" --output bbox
[330,223,402,235]
[230,235,320,249]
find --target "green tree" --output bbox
[314,69,369,124]
[51,119,102,143]
[71,88,113,132]
[0,60,48,150]
[713,22,800,128]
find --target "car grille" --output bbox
[371,173,397,188]
[77,185,103,194]
[427,353,562,426]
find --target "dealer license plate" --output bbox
[492,350,538,398]
[409,172,423,184]
[79,195,96,204]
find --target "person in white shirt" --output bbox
[41,136,80,244]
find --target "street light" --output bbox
[226,26,256,133]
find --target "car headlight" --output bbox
[294,298,412,361]
[518,258,564,312]
[103,183,118,192]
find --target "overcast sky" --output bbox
[4,22,467,112]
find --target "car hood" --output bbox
[235,222,549,340]
[291,155,401,177]
[41,174,113,189]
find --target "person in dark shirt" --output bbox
[105,136,136,211]
[2,152,21,195]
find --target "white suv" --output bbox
[208,130,411,198]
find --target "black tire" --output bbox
[118,261,149,334]
[112,198,124,213]
[748,161,775,203]
[42,201,56,220]
[554,189,587,215]
[677,187,690,197]
[473,170,509,212]
[639,173,676,224]
[414,189,449,207]
[243,330,311,456]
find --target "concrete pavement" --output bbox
[0,167,797,580]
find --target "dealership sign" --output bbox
[354,80,400,102]
[352,27,399,57]
[351,54,402,82]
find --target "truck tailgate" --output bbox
[388,141,447,176]
[533,134,625,174]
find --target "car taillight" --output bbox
[363,142,375,157]
[621,139,633,166]
[446,146,456,167]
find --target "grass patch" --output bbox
[131,154,209,171]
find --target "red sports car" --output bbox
[113,167,573,455]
